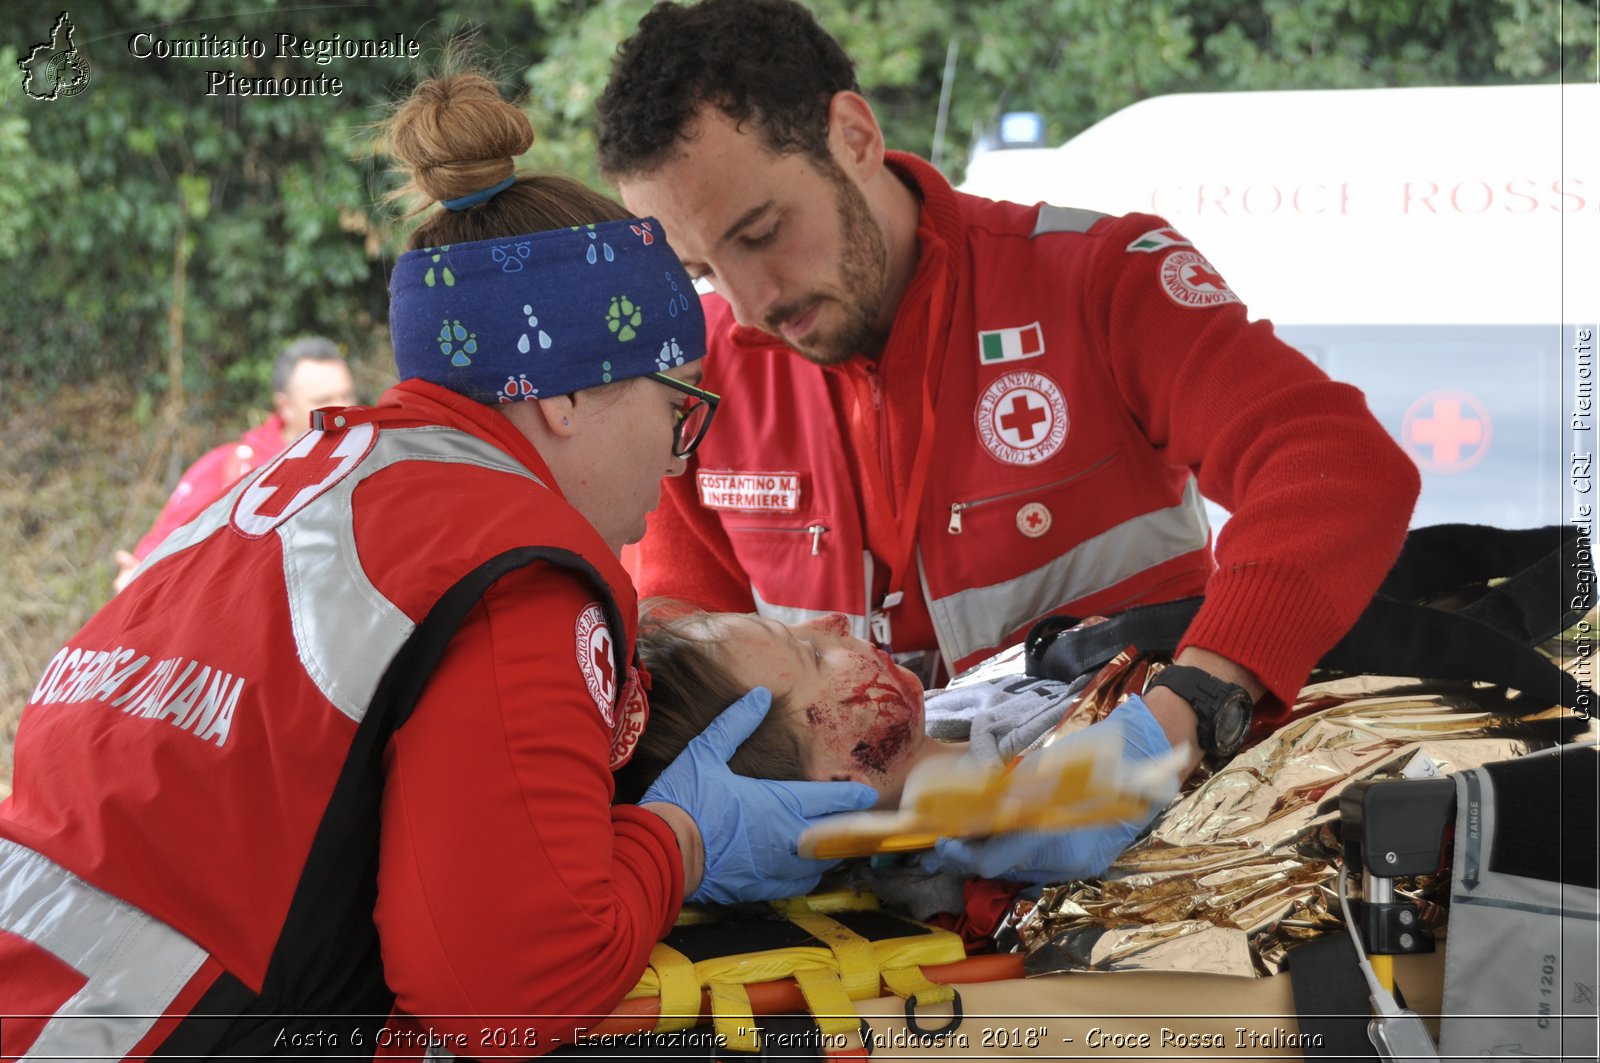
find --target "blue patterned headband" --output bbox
[389,217,704,404]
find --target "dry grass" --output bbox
[0,378,198,800]
[0,351,395,801]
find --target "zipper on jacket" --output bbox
[728,522,831,556]
[947,454,1119,534]
[865,363,895,499]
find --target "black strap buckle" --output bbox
[903,988,963,1038]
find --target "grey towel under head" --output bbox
[855,673,1089,919]
[923,673,1090,769]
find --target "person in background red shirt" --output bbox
[112,337,356,591]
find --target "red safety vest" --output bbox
[0,381,643,1059]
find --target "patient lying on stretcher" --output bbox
[618,604,1186,912]
[614,608,947,809]
[611,601,1139,810]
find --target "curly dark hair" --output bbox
[596,0,861,179]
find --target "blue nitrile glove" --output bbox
[642,686,879,905]
[921,695,1175,884]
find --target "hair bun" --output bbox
[386,73,534,207]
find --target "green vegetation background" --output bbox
[1,0,1592,795]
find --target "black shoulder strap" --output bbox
[1285,932,1381,1059]
[1025,525,1593,711]
[1379,523,1588,643]
[263,546,622,1008]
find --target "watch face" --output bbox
[1214,693,1253,753]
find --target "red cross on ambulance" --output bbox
[1401,390,1492,473]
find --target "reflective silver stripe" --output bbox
[752,587,869,641]
[1031,204,1107,237]
[137,473,258,573]
[0,838,208,1061]
[134,424,543,724]
[280,426,542,723]
[140,425,540,566]
[752,549,872,639]
[361,424,544,485]
[927,477,1210,663]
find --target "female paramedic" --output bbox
[0,72,875,1059]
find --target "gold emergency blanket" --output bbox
[998,631,1594,978]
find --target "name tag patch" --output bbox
[697,470,801,512]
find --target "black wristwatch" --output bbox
[1145,664,1255,758]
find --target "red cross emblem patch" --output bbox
[1158,250,1241,309]
[975,370,1070,466]
[608,666,649,770]
[1401,390,1492,473]
[576,604,618,724]
[232,423,376,537]
[1016,502,1053,537]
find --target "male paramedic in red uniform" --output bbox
[597,0,1420,881]
[113,336,356,591]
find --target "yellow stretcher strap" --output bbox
[709,981,759,1053]
[781,910,881,1000]
[644,942,702,1034]
[773,889,879,914]
[793,967,864,1038]
[880,965,956,1007]
[621,892,970,1049]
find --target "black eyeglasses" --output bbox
[650,372,721,458]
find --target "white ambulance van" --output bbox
[960,84,1599,529]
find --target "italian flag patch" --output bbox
[978,322,1045,364]
[1126,227,1191,253]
